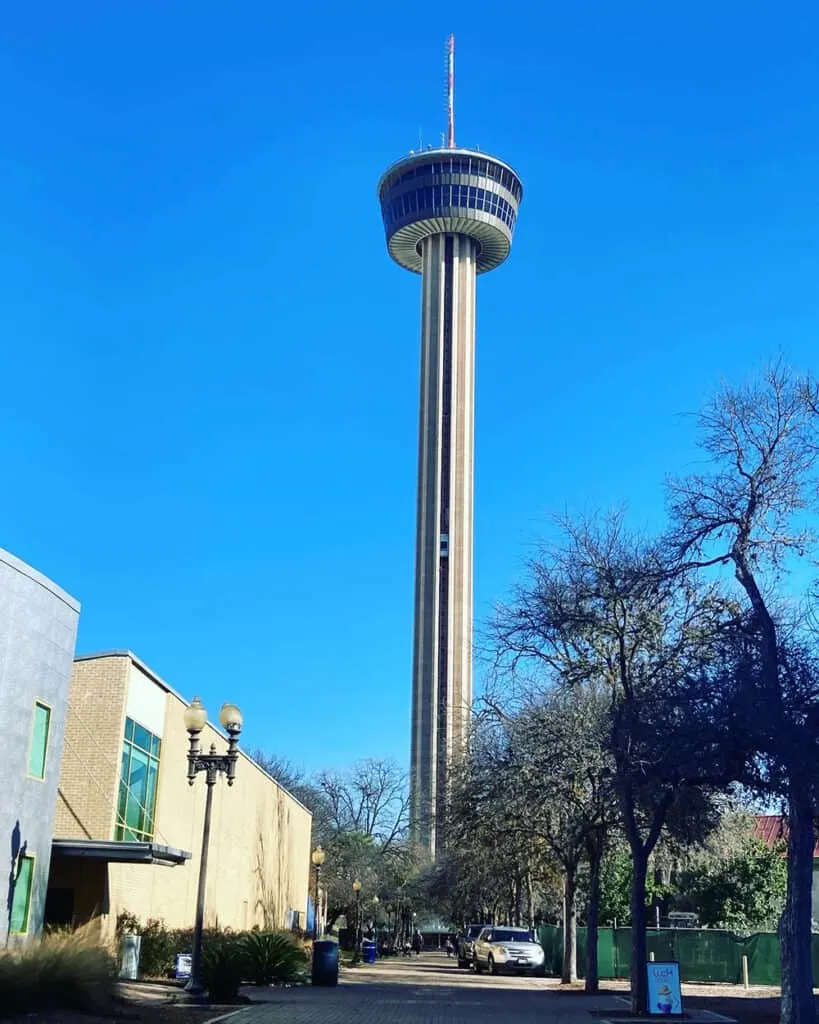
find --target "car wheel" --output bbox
[473,956,483,974]
[488,955,498,975]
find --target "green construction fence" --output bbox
[537,924,819,985]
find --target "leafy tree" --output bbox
[690,838,787,931]
[598,847,632,925]
[597,846,674,926]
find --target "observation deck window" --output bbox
[385,157,521,203]
[382,183,517,233]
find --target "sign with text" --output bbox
[174,953,192,980]
[647,961,683,1016]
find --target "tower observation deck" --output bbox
[378,61,523,856]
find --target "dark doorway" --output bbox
[44,888,74,929]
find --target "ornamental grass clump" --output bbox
[0,931,117,1017]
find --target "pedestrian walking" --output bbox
[412,929,423,956]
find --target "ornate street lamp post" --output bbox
[372,894,379,945]
[183,696,243,998]
[385,902,393,945]
[311,846,326,941]
[352,879,362,962]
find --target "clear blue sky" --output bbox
[2,2,818,774]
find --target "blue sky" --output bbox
[2,2,818,775]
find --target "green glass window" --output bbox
[115,717,161,842]
[10,856,34,933]
[28,702,51,779]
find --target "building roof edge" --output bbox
[0,547,81,613]
[73,650,314,819]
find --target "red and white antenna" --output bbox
[447,33,456,149]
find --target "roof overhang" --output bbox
[52,839,191,867]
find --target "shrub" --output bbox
[116,913,194,978]
[243,931,308,986]
[114,912,307,997]
[202,935,246,1002]
[0,931,117,1017]
[137,917,178,978]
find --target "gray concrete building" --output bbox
[378,72,522,853]
[0,548,80,944]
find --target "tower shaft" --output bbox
[378,143,522,857]
[411,233,476,855]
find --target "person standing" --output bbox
[412,929,423,956]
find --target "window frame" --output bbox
[115,716,162,843]
[9,853,36,935]
[26,700,52,781]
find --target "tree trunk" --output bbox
[562,863,578,984]
[585,834,603,994]
[630,846,650,1014]
[514,872,525,927]
[779,783,816,1024]
[526,871,534,930]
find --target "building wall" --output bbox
[0,549,80,945]
[54,653,312,938]
[55,655,129,840]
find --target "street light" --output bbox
[352,879,362,960]
[385,902,394,950]
[311,846,326,941]
[372,895,380,947]
[183,696,243,997]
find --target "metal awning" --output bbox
[51,839,191,866]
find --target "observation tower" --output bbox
[377,36,523,855]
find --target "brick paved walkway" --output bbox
[226,953,625,1024]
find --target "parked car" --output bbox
[472,926,545,976]
[457,924,489,968]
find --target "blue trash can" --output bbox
[362,939,377,964]
[312,939,339,986]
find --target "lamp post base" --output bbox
[180,978,208,1003]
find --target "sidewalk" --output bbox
[229,952,630,1024]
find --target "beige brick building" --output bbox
[47,652,311,940]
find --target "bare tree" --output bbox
[315,758,409,851]
[447,719,551,929]
[668,363,819,1024]
[247,752,412,928]
[500,688,618,988]
[489,511,746,1012]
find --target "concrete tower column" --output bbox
[411,234,477,854]
[378,146,522,858]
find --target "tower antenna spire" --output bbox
[447,33,455,149]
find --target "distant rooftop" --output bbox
[753,814,819,858]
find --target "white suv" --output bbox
[472,926,545,976]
